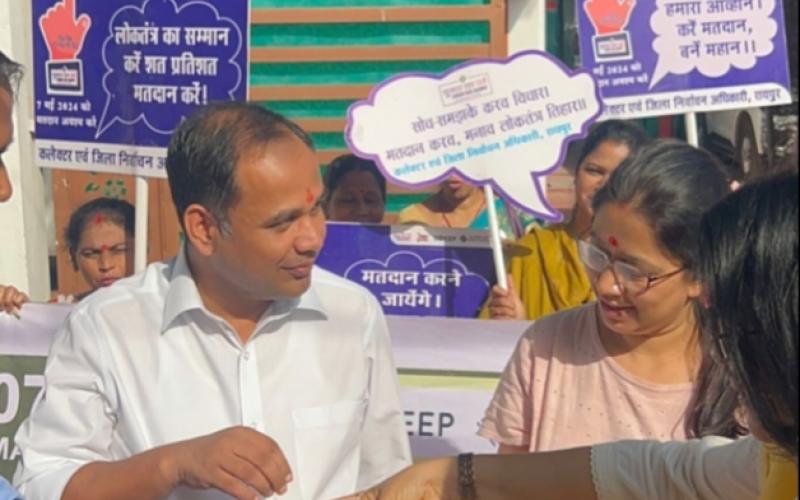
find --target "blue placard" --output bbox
[317,223,497,318]
[32,0,248,176]
[577,0,792,119]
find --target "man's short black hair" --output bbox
[166,102,314,234]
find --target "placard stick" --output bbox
[134,176,149,272]
[483,184,508,291]
[685,111,699,147]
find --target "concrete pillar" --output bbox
[0,1,51,301]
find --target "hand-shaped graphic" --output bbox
[39,0,91,60]
[584,0,636,35]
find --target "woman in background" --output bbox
[395,174,529,239]
[324,154,387,224]
[0,197,135,314]
[486,120,648,320]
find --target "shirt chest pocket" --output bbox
[292,399,367,499]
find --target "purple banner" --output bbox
[578,0,792,118]
[317,223,496,318]
[32,0,247,176]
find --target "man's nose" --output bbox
[295,217,323,255]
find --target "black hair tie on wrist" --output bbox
[458,452,477,500]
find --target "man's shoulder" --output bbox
[311,266,374,297]
[72,260,172,317]
[310,267,382,315]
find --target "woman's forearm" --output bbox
[474,447,597,500]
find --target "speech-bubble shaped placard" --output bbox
[96,0,243,139]
[650,0,779,89]
[346,51,602,222]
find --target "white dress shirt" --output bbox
[14,248,411,500]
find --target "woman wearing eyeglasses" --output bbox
[0,197,135,316]
[477,140,742,454]
[348,172,797,500]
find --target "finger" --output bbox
[64,0,76,18]
[505,274,515,293]
[236,446,292,496]
[77,14,91,31]
[213,466,265,500]
[12,291,29,308]
[222,455,274,497]
[0,288,15,313]
[489,294,515,308]
[489,306,515,320]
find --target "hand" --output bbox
[487,275,526,321]
[584,0,636,34]
[38,0,92,60]
[0,284,29,318]
[345,458,459,500]
[168,426,293,499]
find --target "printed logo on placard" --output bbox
[39,0,92,96]
[438,73,493,107]
[584,0,636,62]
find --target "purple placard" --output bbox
[578,0,792,119]
[344,51,603,223]
[32,0,248,176]
[316,223,496,318]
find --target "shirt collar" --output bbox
[161,245,207,332]
[162,245,328,332]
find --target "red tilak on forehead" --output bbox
[609,236,619,248]
[306,188,314,204]
[100,244,109,252]
[94,212,105,225]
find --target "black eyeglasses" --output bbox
[578,240,685,296]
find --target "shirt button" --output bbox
[242,351,250,361]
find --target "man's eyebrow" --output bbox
[264,208,303,226]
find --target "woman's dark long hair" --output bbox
[592,140,740,438]
[696,173,798,456]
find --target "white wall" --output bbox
[0,1,51,301]
[509,0,546,54]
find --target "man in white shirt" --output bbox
[14,103,412,500]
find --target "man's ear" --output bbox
[182,204,223,256]
[0,165,12,202]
